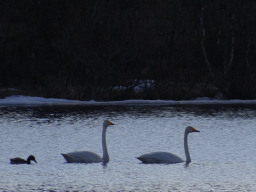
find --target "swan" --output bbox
[61,120,114,163]
[137,126,200,164]
[10,155,37,164]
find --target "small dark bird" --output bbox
[10,155,37,164]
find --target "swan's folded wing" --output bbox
[137,152,184,164]
[62,151,102,163]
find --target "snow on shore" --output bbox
[0,95,256,106]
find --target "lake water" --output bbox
[0,105,256,192]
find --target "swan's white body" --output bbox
[137,152,184,164]
[62,120,114,163]
[137,126,199,164]
[62,151,102,163]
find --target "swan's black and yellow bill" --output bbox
[192,127,200,132]
[107,120,115,125]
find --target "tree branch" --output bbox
[226,14,235,75]
[200,7,215,79]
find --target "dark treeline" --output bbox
[0,0,255,100]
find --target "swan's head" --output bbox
[103,120,115,128]
[27,155,37,163]
[185,126,200,134]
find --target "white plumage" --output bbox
[137,126,200,164]
[137,152,184,164]
[62,120,114,163]
[62,151,102,163]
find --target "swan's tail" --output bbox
[61,153,72,163]
[136,156,150,163]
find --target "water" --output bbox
[0,105,256,191]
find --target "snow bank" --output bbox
[0,95,256,106]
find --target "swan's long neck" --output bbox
[184,132,191,164]
[102,126,109,163]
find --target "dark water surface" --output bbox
[0,105,256,191]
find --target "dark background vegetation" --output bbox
[0,0,255,100]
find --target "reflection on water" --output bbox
[0,105,256,191]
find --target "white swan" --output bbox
[137,126,199,164]
[61,120,114,163]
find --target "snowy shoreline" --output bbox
[0,95,256,106]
